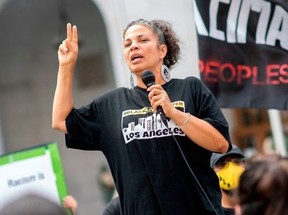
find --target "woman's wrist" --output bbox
[169,109,191,126]
[177,113,191,126]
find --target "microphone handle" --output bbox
[157,106,168,127]
[157,106,165,116]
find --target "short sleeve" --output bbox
[190,77,232,150]
[65,101,102,150]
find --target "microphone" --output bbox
[141,70,166,119]
[141,70,156,88]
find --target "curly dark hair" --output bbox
[238,155,288,215]
[123,19,181,69]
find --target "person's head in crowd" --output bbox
[236,154,288,215]
[211,144,246,209]
[0,194,66,215]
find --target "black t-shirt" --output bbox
[66,77,231,215]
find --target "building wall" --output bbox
[0,0,114,214]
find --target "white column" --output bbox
[0,0,9,12]
[93,0,130,87]
[0,120,5,154]
[268,109,287,156]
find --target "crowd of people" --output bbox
[211,146,288,215]
[1,150,287,215]
[62,148,288,215]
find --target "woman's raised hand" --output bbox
[58,23,79,66]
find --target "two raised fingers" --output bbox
[66,23,78,43]
[58,23,78,53]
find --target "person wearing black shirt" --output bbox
[211,144,246,215]
[52,18,231,215]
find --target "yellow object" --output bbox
[216,161,244,190]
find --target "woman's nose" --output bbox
[130,41,139,51]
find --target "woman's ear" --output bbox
[159,44,167,59]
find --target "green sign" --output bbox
[0,142,69,213]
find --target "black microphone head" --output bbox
[141,70,155,88]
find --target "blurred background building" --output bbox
[0,0,287,214]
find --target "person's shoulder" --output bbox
[172,76,200,81]
[98,87,129,98]
[185,76,202,82]
[108,87,129,94]
[171,76,202,86]
[91,87,130,106]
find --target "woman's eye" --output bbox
[124,43,131,48]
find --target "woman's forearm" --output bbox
[52,65,75,133]
[170,109,229,153]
